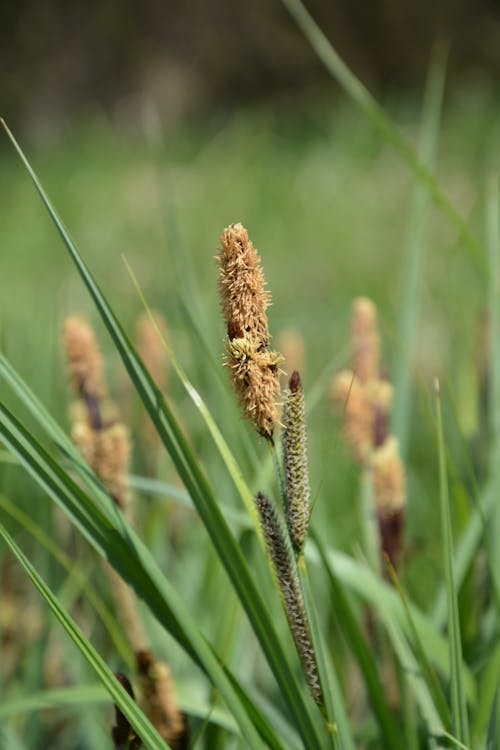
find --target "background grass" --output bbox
[1,78,500,748]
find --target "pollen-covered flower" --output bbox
[217,224,282,439]
[63,315,106,405]
[137,650,187,749]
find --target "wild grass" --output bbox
[1,12,500,748]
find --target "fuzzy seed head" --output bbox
[63,316,106,400]
[256,492,323,706]
[350,297,380,384]
[218,223,271,346]
[217,224,283,438]
[370,436,406,514]
[282,372,311,552]
[137,651,187,749]
[332,369,374,462]
[94,423,132,508]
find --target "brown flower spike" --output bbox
[217,224,282,439]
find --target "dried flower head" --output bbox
[350,297,380,384]
[217,224,282,438]
[331,369,374,462]
[218,223,271,346]
[256,492,323,707]
[63,316,106,403]
[282,371,311,553]
[137,650,188,749]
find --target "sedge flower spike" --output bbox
[282,371,311,553]
[217,223,282,439]
[256,492,323,707]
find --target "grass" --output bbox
[1,25,500,748]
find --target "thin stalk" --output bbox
[278,0,484,272]
[435,379,470,744]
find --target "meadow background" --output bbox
[1,2,500,748]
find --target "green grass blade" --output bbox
[312,544,476,702]
[313,532,402,750]
[0,522,171,750]
[0,123,325,749]
[385,557,451,728]
[0,492,133,665]
[392,42,447,456]
[486,686,499,750]
[0,403,274,750]
[435,380,470,744]
[278,2,483,271]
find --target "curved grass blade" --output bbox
[0,403,273,750]
[0,523,171,750]
[0,492,133,665]
[435,380,470,744]
[278,2,483,271]
[392,42,447,457]
[310,544,476,702]
[312,531,402,750]
[0,122,326,750]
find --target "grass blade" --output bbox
[0,121,327,750]
[0,522,171,750]
[435,379,470,744]
[0,402,275,750]
[278,2,483,270]
[392,42,447,456]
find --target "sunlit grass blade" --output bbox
[0,122,327,750]
[385,555,451,728]
[278,2,483,271]
[298,561,355,750]
[435,379,470,744]
[0,403,277,750]
[313,531,402,750]
[311,544,476,701]
[0,492,133,665]
[0,522,171,750]
[392,42,447,457]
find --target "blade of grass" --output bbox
[313,530,402,750]
[392,42,447,457]
[385,555,451,727]
[278,1,484,271]
[435,379,470,744]
[0,492,133,665]
[0,522,171,750]
[486,685,499,750]
[309,543,476,702]
[0,402,276,750]
[0,122,327,750]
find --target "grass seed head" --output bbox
[370,436,406,515]
[137,650,188,749]
[282,371,311,552]
[255,492,323,706]
[63,315,106,401]
[350,297,380,384]
[218,224,282,438]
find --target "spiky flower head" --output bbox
[282,371,311,553]
[137,650,187,749]
[63,316,106,402]
[217,224,282,439]
[256,492,323,707]
[350,297,380,385]
[94,423,132,509]
[218,223,271,346]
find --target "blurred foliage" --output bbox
[1,0,499,135]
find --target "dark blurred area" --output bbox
[1,0,500,135]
